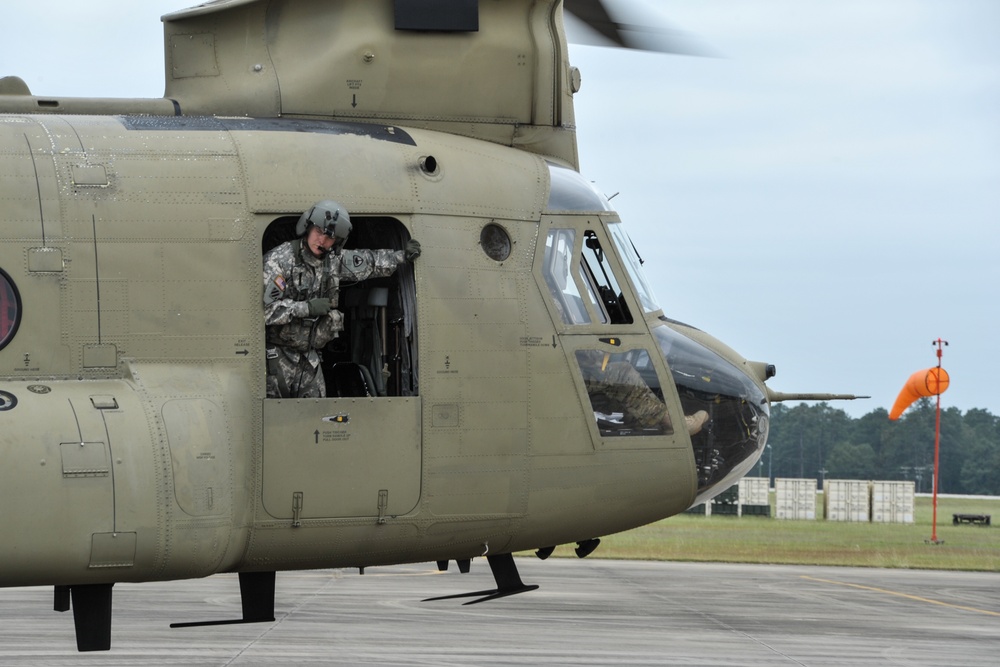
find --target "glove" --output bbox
[405,239,422,261]
[307,298,333,317]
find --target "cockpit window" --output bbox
[577,263,607,324]
[607,223,661,314]
[581,231,633,325]
[0,269,21,351]
[543,229,591,325]
[575,348,672,437]
[542,228,635,327]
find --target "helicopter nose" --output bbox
[651,324,769,505]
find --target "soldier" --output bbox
[263,200,421,398]
[578,350,709,436]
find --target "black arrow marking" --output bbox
[352,94,358,108]
[314,430,320,444]
[236,349,249,356]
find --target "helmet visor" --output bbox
[320,217,351,254]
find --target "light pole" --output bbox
[767,444,773,488]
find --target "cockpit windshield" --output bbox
[607,223,661,314]
[652,324,768,503]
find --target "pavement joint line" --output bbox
[221,571,343,666]
[800,576,1000,617]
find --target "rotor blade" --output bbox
[565,0,624,46]
[563,0,717,56]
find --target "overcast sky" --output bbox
[570,1,1000,419]
[3,1,998,419]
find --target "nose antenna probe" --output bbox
[766,390,871,403]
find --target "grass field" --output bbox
[532,494,1000,571]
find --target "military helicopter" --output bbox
[0,0,863,652]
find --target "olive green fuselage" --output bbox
[0,114,700,587]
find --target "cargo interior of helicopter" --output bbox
[261,216,418,398]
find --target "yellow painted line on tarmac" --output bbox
[801,576,1000,617]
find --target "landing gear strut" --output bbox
[53,583,115,652]
[424,553,538,604]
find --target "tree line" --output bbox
[759,400,1000,496]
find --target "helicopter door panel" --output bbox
[261,397,420,520]
[161,399,231,518]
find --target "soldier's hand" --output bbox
[405,239,421,261]
[307,298,333,317]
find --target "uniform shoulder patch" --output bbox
[264,274,287,306]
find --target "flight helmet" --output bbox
[296,200,352,254]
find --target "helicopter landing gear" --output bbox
[170,571,276,629]
[53,583,114,652]
[423,553,538,604]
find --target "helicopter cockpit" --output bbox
[544,163,768,504]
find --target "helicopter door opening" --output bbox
[261,216,418,398]
[260,216,420,521]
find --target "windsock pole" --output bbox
[929,338,948,545]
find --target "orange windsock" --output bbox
[889,367,950,420]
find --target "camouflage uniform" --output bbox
[263,239,407,398]
[582,360,672,433]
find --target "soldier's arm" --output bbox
[263,260,309,325]
[604,362,670,429]
[333,249,407,282]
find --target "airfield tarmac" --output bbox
[1,559,997,666]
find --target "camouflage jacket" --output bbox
[584,361,668,430]
[263,239,406,354]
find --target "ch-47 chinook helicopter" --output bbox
[0,0,864,652]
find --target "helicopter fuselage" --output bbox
[0,113,770,590]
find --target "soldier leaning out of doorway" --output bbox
[263,200,421,398]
